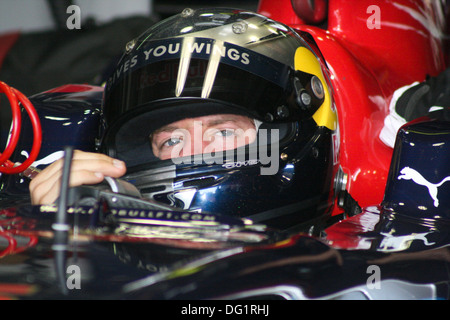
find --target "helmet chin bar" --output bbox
[122,152,266,210]
[123,162,177,206]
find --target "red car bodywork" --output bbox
[258,0,449,213]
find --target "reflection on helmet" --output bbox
[100,8,339,231]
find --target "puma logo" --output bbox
[379,232,436,252]
[398,167,450,207]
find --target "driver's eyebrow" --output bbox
[204,118,240,127]
[150,117,254,143]
[152,118,242,136]
[151,125,180,137]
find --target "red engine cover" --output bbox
[258,0,449,212]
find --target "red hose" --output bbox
[0,81,42,174]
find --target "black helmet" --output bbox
[100,8,339,231]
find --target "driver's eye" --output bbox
[163,137,183,147]
[215,129,236,137]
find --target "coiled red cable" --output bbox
[0,81,42,174]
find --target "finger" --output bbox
[31,151,126,188]
[31,169,106,205]
[43,151,125,178]
[70,157,126,178]
[29,150,127,204]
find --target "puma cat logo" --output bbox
[398,167,450,207]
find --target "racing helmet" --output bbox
[100,8,339,231]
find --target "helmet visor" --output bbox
[104,37,300,125]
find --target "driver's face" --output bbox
[150,114,257,160]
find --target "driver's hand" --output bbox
[29,150,127,205]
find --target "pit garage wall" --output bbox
[0,0,153,33]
